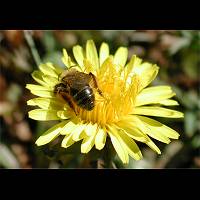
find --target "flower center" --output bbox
[75,61,139,126]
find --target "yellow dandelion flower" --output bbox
[26,40,184,164]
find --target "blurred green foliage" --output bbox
[0,30,199,168]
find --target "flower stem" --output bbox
[24,30,41,67]
[97,137,116,169]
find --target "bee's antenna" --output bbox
[68,64,83,72]
[68,64,76,70]
[58,73,62,81]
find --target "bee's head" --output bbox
[58,65,81,81]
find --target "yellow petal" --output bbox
[108,126,129,164]
[72,124,86,141]
[119,116,161,154]
[60,121,77,135]
[84,123,97,136]
[32,71,49,87]
[97,56,114,79]
[27,98,64,110]
[61,134,75,148]
[145,136,161,154]
[35,121,67,146]
[114,47,128,68]
[26,84,50,91]
[28,89,54,98]
[146,130,171,144]
[42,75,59,87]
[133,106,184,118]
[73,45,85,69]
[86,40,99,69]
[45,62,63,74]
[83,59,96,74]
[125,55,142,74]
[28,109,60,121]
[95,127,107,150]
[57,110,72,120]
[124,55,142,85]
[62,49,75,68]
[81,124,97,153]
[117,130,143,161]
[156,99,179,106]
[62,49,70,68]
[134,63,159,91]
[39,63,58,78]
[137,116,180,139]
[99,42,109,66]
[116,121,148,142]
[134,117,171,144]
[135,86,176,107]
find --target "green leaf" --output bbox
[0,144,20,168]
[179,90,199,109]
[43,51,65,67]
[184,111,197,137]
[182,51,199,79]
[191,135,200,148]
[42,31,56,52]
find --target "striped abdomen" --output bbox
[71,85,95,111]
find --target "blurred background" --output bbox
[0,30,199,168]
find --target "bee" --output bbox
[54,67,102,114]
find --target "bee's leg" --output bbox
[89,72,103,96]
[54,83,66,94]
[54,83,77,115]
[60,93,77,116]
